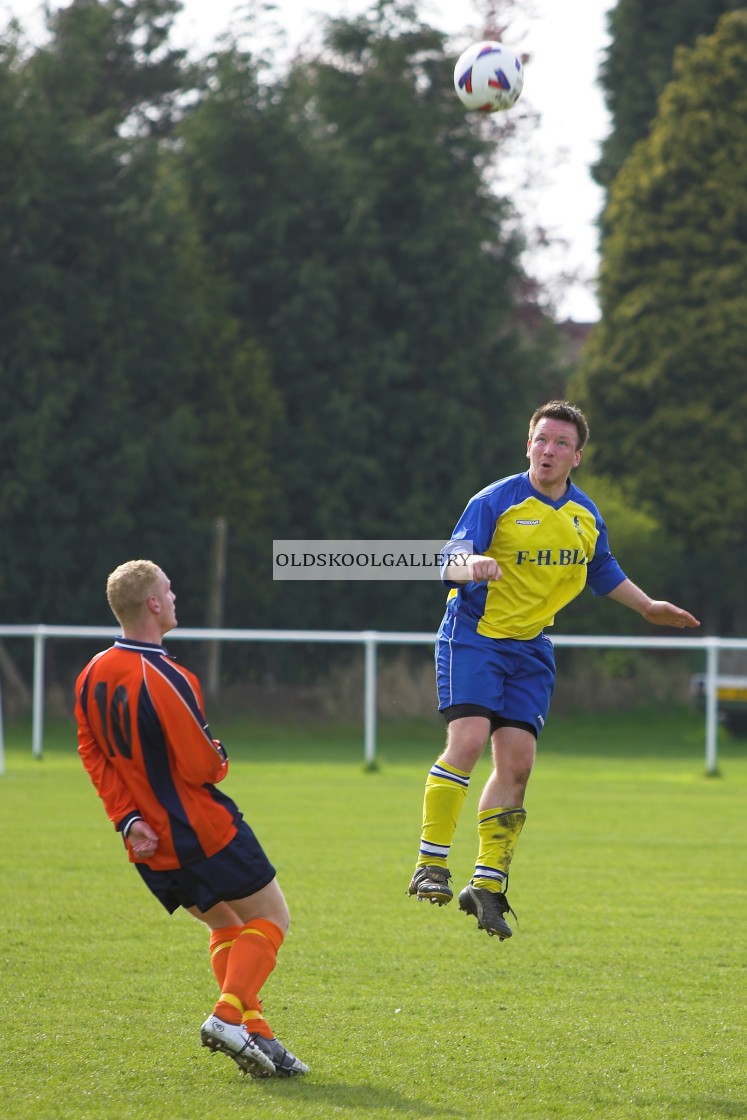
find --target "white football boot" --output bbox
[200,1016,276,1076]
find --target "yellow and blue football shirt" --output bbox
[443,471,626,640]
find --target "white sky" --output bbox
[1,0,614,321]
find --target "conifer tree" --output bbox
[594,0,741,190]
[574,11,747,630]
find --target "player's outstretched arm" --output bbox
[606,578,700,629]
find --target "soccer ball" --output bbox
[453,41,524,113]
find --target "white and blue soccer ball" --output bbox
[453,41,524,113]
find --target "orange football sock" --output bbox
[209,925,243,988]
[212,919,284,1034]
[208,924,271,1035]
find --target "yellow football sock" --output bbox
[471,806,526,892]
[416,757,470,868]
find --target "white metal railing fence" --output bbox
[0,624,745,775]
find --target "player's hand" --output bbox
[128,819,159,859]
[642,601,700,629]
[467,556,501,583]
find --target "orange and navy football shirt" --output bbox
[442,471,626,640]
[75,638,240,870]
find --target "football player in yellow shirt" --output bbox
[408,400,699,938]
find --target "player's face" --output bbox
[151,569,177,633]
[527,418,583,496]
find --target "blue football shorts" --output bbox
[435,610,556,737]
[135,818,276,914]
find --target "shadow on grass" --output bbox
[250,1077,463,1118]
[633,1098,747,1118]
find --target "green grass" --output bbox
[1,708,746,1119]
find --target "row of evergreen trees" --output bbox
[0,0,563,656]
[1,0,745,690]
[578,3,747,635]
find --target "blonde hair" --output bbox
[106,560,161,626]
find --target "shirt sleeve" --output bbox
[75,693,141,832]
[586,515,627,596]
[145,661,229,787]
[441,493,499,588]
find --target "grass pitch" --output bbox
[0,708,745,1120]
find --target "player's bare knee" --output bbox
[444,724,491,770]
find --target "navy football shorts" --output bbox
[435,611,555,738]
[135,818,276,914]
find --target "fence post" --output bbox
[205,517,228,698]
[704,641,719,776]
[0,672,5,776]
[363,632,378,768]
[32,629,46,760]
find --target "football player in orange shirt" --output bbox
[76,559,307,1079]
